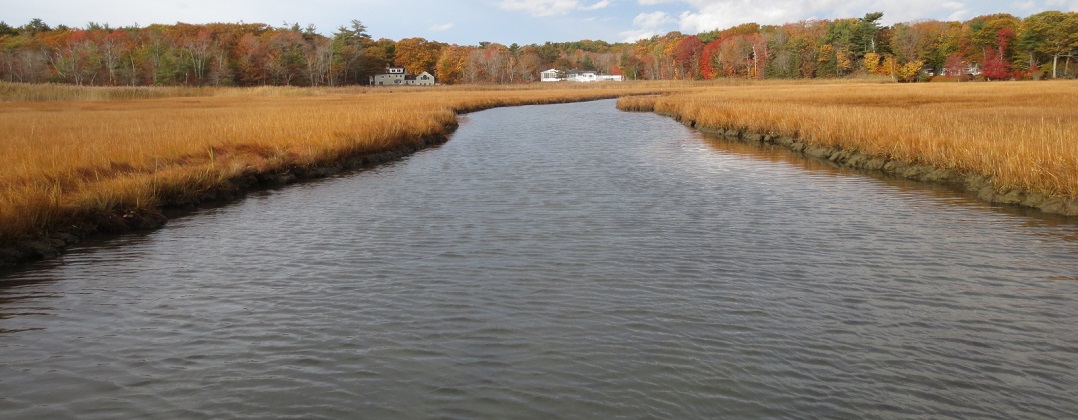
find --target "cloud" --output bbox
[621,10,676,41]
[581,0,614,10]
[675,0,850,34]
[635,10,677,27]
[499,0,614,16]
[430,22,454,31]
[668,0,1009,34]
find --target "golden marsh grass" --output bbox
[620,81,1078,201]
[3,80,1075,245]
[0,82,673,243]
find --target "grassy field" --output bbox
[619,81,1078,204]
[2,79,1075,245]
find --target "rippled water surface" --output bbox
[2,100,1077,418]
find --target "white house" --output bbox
[405,72,436,86]
[540,69,562,82]
[371,67,406,86]
[371,67,436,86]
[540,68,622,82]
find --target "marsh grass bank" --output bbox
[0,83,674,267]
[4,80,1075,267]
[618,81,1078,215]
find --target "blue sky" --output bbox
[5,0,1077,45]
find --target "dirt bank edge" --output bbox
[661,111,1078,217]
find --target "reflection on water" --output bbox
[1,100,1077,419]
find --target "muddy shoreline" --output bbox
[662,111,1078,217]
[0,131,452,269]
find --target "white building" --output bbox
[406,72,436,86]
[371,67,436,86]
[372,67,406,86]
[540,69,562,82]
[540,68,622,82]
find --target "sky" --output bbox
[5,0,1077,45]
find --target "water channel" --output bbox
[2,100,1077,418]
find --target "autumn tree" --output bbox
[766,21,821,78]
[50,30,103,85]
[515,47,542,82]
[263,30,306,85]
[3,12,1076,87]
[893,20,962,75]
[981,27,1016,80]
[673,36,704,79]
[962,13,1020,72]
[1,29,50,83]
[178,27,216,84]
[468,43,513,83]
[618,48,644,80]
[302,36,334,85]
[434,44,470,84]
[863,52,883,74]
[394,37,443,76]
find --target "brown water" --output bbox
[2,100,1077,419]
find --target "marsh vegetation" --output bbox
[2,79,1075,256]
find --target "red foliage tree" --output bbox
[672,35,704,79]
[700,39,722,79]
[981,27,1015,80]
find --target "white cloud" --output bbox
[668,0,1013,34]
[430,23,454,31]
[620,28,664,40]
[499,0,614,16]
[635,10,677,27]
[582,0,615,10]
[621,11,676,41]
[937,2,973,21]
[673,0,839,34]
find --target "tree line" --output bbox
[1,11,1075,86]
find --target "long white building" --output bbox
[540,68,623,82]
